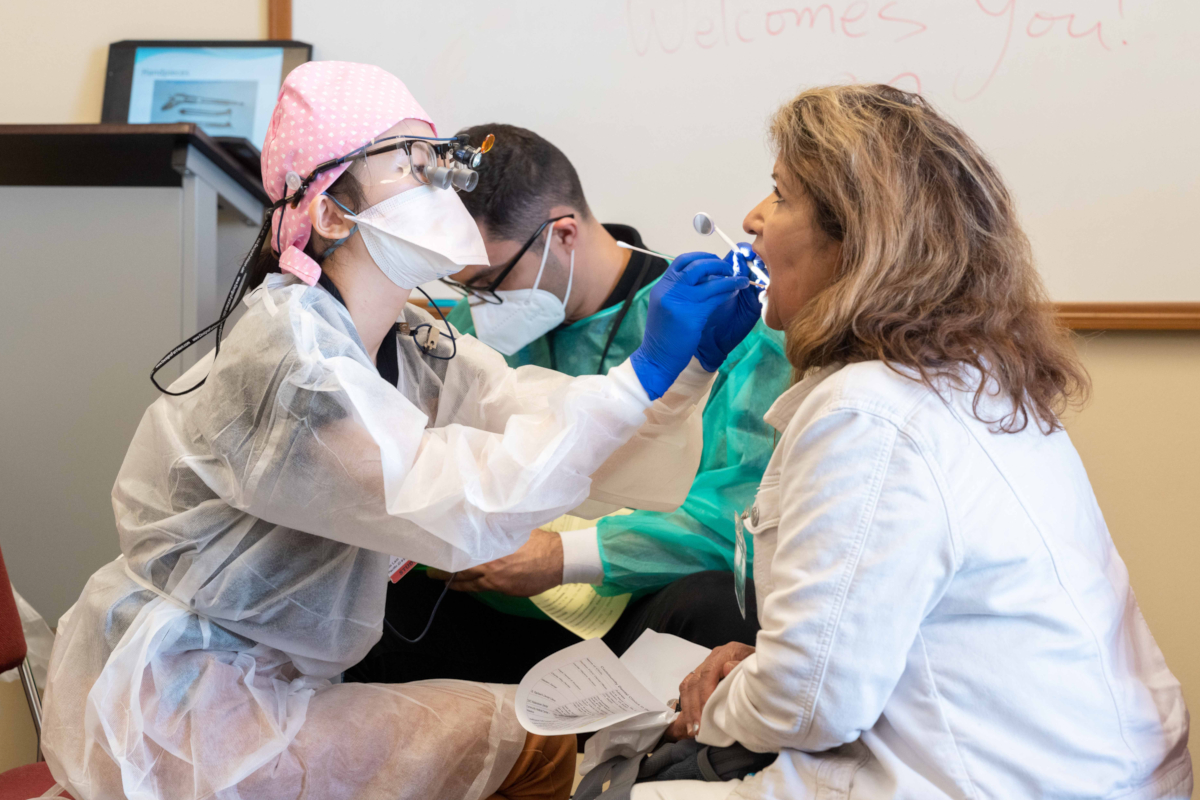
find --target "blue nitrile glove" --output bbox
[630,252,748,400]
[695,244,764,372]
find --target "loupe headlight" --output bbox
[455,148,483,169]
[451,133,493,173]
[429,133,492,191]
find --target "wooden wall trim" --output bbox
[1056,304,1200,331]
[403,299,1200,330]
[268,0,292,40]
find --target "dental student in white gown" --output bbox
[39,61,759,800]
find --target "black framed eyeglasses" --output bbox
[441,214,574,304]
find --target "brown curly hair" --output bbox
[771,84,1089,433]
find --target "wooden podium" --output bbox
[0,123,268,622]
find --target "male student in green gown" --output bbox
[345,125,792,686]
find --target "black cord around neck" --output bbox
[597,250,654,374]
[382,572,457,643]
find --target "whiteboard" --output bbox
[296,0,1200,303]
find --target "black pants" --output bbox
[344,570,759,686]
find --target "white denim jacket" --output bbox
[699,361,1192,800]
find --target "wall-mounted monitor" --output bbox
[102,40,311,151]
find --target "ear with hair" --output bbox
[308,195,356,242]
[549,213,580,251]
[308,168,369,254]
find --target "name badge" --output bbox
[733,511,749,620]
[389,556,418,584]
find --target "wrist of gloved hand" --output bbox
[695,340,725,374]
[629,347,673,402]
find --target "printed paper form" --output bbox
[531,584,630,640]
[530,511,634,639]
[516,631,710,736]
[516,638,668,734]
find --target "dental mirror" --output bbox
[694,211,744,275]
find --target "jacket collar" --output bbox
[763,363,842,433]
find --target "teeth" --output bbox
[748,259,770,287]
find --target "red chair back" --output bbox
[0,545,28,674]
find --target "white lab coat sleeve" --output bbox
[575,357,715,516]
[440,334,715,518]
[700,407,957,753]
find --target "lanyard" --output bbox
[594,249,654,375]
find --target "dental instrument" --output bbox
[617,241,676,262]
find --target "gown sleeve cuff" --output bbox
[559,527,604,585]
[609,359,653,408]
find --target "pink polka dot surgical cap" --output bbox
[261,61,434,285]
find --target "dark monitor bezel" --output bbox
[101,40,312,126]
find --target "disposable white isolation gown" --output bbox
[41,274,715,800]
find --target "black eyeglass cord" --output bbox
[382,572,457,644]
[151,200,465,392]
[150,206,280,395]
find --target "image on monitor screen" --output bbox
[150,80,258,137]
[127,47,284,149]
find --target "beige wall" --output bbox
[0,680,38,773]
[1064,331,1200,784]
[0,0,268,125]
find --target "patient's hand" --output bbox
[443,528,564,597]
[665,641,756,742]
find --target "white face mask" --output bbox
[346,184,489,290]
[471,224,574,356]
